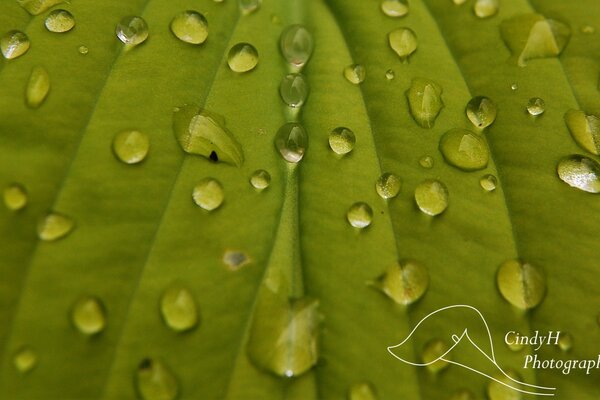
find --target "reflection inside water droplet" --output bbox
[227,42,259,72]
[557,155,600,193]
[170,11,208,45]
[414,180,448,216]
[250,169,271,190]
[344,64,366,85]
[347,202,373,229]
[375,173,401,199]
[496,259,546,310]
[45,9,75,33]
[193,178,224,211]
[1,30,30,60]
[329,127,356,155]
[115,16,149,46]
[275,123,308,163]
[112,130,150,164]
[160,284,199,332]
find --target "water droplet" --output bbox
[343,64,366,85]
[37,212,75,241]
[526,97,545,116]
[346,202,373,229]
[466,96,497,129]
[170,11,208,45]
[510,83,518,91]
[480,174,497,191]
[473,0,498,18]
[275,123,308,163]
[557,155,600,193]
[496,259,546,310]
[17,0,63,15]
[25,66,50,109]
[422,339,451,373]
[581,25,595,34]
[375,173,401,199]
[564,110,600,155]
[71,296,106,335]
[388,27,417,61]
[13,346,37,373]
[271,14,281,25]
[415,179,449,216]
[558,332,573,352]
[1,30,30,60]
[173,105,244,166]
[280,25,314,69]
[328,127,356,155]
[487,369,523,400]
[406,78,444,128]
[227,42,258,72]
[381,0,409,18]
[505,332,524,352]
[136,358,178,400]
[4,183,28,211]
[250,169,271,190]
[348,381,378,400]
[78,45,88,54]
[452,0,467,4]
[373,260,429,305]
[385,69,395,80]
[448,389,477,400]
[160,284,199,332]
[45,9,75,33]
[192,178,224,211]
[112,130,150,164]
[239,0,261,14]
[223,250,251,271]
[419,155,434,169]
[439,128,489,171]
[279,73,309,108]
[115,16,148,46]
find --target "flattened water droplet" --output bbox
[279,73,308,108]
[557,155,600,193]
[239,0,261,14]
[373,260,429,305]
[439,128,489,171]
[385,69,395,80]
[136,358,178,400]
[466,96,497,129]
[116,16,148,46]
[344,64,366,85]
[25,66,50,109]
[71,296,106,335]
[250,169,271,190]
[347,202,373,229]
[37,212,74,241]
[406,78,444,128]
[18,0,63,15]
[558,332,573,352]
[160,284,199,332]
[280,25,313,69]
[415,179,448,216]
[496,259,546,310]
[45,9,75,33]
[170,11,208,45]
[564,110,600,155]
[388,27,417,61]
[112,130,150,164]
[348,381,378,400]
[419,155,434,169]
[78,45,89,55]
[381,0,409,18]
[487,370,523,400]
[423,339,451,373]
[376,173,401,199]
[526,97,545,116]
[275,123,308,163]
[4,183,28,211]
[480,174,497,191]
[473,0,498,18]
[223,250,251,271]
[1,30,30,60]
[227,42,258,72]
[13,346,37,373]
[329,127,356,155]
[193,178,224,211]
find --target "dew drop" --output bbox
[496,259,546,310]
[422,339,451,373]
[227,42,258,72]
[13,346,37,373]
[381,0,409,18]
[160,284,199,332]
[4,183,28,211]
[25,66,50,109]
[415,179,449,216]
[250,169,271,190]
[419,155,434,169]
[581,25,595,34]
[375,173,401,199]
[17,0,63,15]
[170,11,208,45]
[71,296,106,335]
[558,332,573,352]
[329,127,356,155]
[439,128,489,171]
[1,30,30,60]
[373,260,429,305]
[557,155,600,193]
[388,27,417,61]
[347,202,373,229]
[78,45,88,55]
[45,9,75,33]
[480,174,497,191]
[279,73,309,108]
[348,381,378,400]
[343,64,366,85]
[510,83,518,91]
[223,250,251,271]
[112,130,150,164]
[526,97,545,116]
[448,389,477,400]
[473,0,498,19]
[239,0,261,14]
[385,69,395,80]
[487,370,523,400]
[280,25,314,69]
[37,212,75,241]
[466,96,497,129]
[564,110,600,155]
[505,331,524,352]
[136,358,178,400]
[406,78,444,128]
[275,123,308,163]
[116,16,148,46]
[193,178,224,211]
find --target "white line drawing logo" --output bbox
[387,305,556,396]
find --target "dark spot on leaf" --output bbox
[210,151,219,162]
[139,358,152,370]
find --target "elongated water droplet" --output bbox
[480,174,497,191]
[45,9,75,33]
[160,284,199,332]
[25,66,50,109]
[344,64,366,85]
[193,178,224,211]
[406,78,443,128]
[419,155,434,169]
[564,110,600,155]
[250,169,271,190]
[18,0,63,15]
[388,27,417,61]
[275,123,308,163]
[347,202,373,229]
[557,155,600,193]
[170,11,208,45]
[496,259,546,310]
[466,96,497,129]
[227,42,258,72]
[329,127,356,155]
[136,358,178,400]
[78,45,89,55]
[112,130,150,164]
[71,296,106,335]
[223,250,251,271]
[558,332,573,352]
[439,128,489,171]
[373,260,429,305]
[348,382,378,400]
[4,183,28,211]
[280,25,313,69]
[239,0,261,14]
[415,179,448,216]
[116,16,148,46]
[381,0,409,18]
[474,0,498,18]
[13,346,37,373]
[423,339,451,373]
[1,30,30,60]
[487,370,523,400]
[526,97,545,116]
[385,69,395,80]
[279,73,308,108]
[37,212,74,241]
[376,173,401,199]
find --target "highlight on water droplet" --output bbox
[473,0,498,18]
[136,358,178,400]
[504,331,524,352]
[116,16,148,46]
[227,42,258,72]
[480,174,497,191]
[526,97,545,116]
[496,259,546,310]
[558,332,573,352]
[381,0,409,18]
[279,73,309,108]
[250,169,271,190]
[37,212,75,241]
[13,346,37,373]
[388,27,417,61]
[223,250,251,271]
[419,155,434,169]
[439,128,489,171]
[279,25,314,69]
[510,83,518,91]
[170,11,208,45]
[344,64,366,85]
[329,127,356,155]
[160,284,199,332]
[1,30,30,60]
[275,122,308,163]
[18,0,63,15]
[193,178,224,211]
[422,339,451,373]
[385,69,395,80]
[25,66,50,109]
[557,155,600,193]
[4,183,28,211]
[406,78,444,128]
[375,173,401,199]
[347,202,373,229]
[415,179,449,216]
[45,9,75,33]
[348,381,378,400]
[372,260,429,305]
[112,130,150,164]
[239,0,261,14]
[487,369,523,400]
[71,296,106,335]
[78,45,89,55]
[466,96,497,129]
[564,110,600,155]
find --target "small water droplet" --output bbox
[271,14,281,25]
[343,64,366,85]
[250,169,271,190]
[348,381,378,400]
[239,0,261,14]
[487,369,523,400]
[473,0,498,18]
[160,284,199,332]
[564,110,600,155]
[419,155,434,169]
[526,97,545,116]
[388,27,417,61]
[116,16,148,46]
[275,122,308,163]
[448,389,477,400]
[415,179,449,216]
[439,128,489,171]
[71,296,106,335]
[13,346,37,373]
[496,259,546,310]
[347,202,373,229]
[406,78,444,128]
[280,25,314,69]
[45,9,75,33]
[385,69,395,80]
[422,339,451,373]
[136,358,178,400]
[223,250,251,271]
[25,66,50,109]
[558,332,573,352]
[192,178,224,211]
[452,0,467,4]
[170,11,208,45]
[227,42,258,72]
[505,332,524,352]
[381,0,409,18]
[37,212,75,241]
[510,83,518,91]
[112,130,150,164]
[279,73,309,108]
[78,45,88,54]
[17,0,63,15]
[557,155,600,193]
[581,25,595,34]
[329,127,356,155]
[480,174,497,191]
[1,30,30,60]
[373,260,429,305]
[466,96,497,129]
[4,183,28,211]
[375,173,401,199]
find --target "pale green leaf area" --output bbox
[0,0,599,399]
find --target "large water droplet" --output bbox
[406,78,444,128]
[25,66,50,109]
[275,123,308,163]
[439,128,489,171]
[279,73,308,108]
[526,97,545,116]
[17,0,63,15]
[37,212,74,241]
[422,339,451,373]
[480,174,497,191]
[373,260,429,305]
[329,127,356,155]
[487,370,523,400]
[160,284,199,332]
[223,250,251,271]
[347,202,373,229]
[557,155,600,193]
[136,358,178,400]
[227,42,258,72]
[558,332,573,352]
[116,16,148,46]
[496,259,546,310]
[280,25,314,69]
[344,64,366,85]
[45,9,75,33]
[1,30,30,60]
[381,0,409,18]
[466,96,497,129]
[388,27,417,61]
[564,110,600,155]
[415,180,448,216]
[13,346,37,373]
[112,130,150,164]
[250,169,271,190]
[239,0,261,14]
[375,173,401,199]
[193,178,224,211]
[170,11,208,45]
[4,183,28,211]
[348,381,378,400]
[473,0,498,18]
[71,296,106,335]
